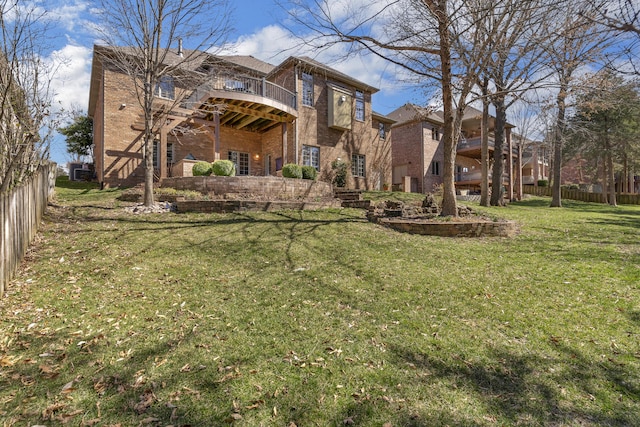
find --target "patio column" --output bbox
[159,128,167,179]
[282,122,288,164]
[214,113,221,160]
[516,140,523,201]
[507,127,514,201]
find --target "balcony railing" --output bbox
[455,170,510,183]
[457,136,519,155]
[181,75,297,110]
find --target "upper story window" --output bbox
[355,90,365,121]
[155,75,175,100]
[378,122,386,140]
[302,71,314,107]
[431,127,440,141]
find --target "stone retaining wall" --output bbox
[374,217,518,238]
[175,199,341,213]
[161,176,334,200]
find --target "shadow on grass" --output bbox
[372,342,638,427]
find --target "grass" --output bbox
[1,179,639,426]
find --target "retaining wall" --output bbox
[161,176,335,200]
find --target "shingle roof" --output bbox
[270,56,379,93]
[387,103,443,126]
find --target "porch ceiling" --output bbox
[195,97,296,134]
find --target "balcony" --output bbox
[180,75,298,133]
[457,137,519,158]
[455,170,510,185]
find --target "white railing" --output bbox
[183,75,297,110]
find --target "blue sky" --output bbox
[45,0,425,165]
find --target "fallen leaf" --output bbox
[61,380,76,394]
[226,413,242,422]
[56,409,83,424]
[245,399,265,410]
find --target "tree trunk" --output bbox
[490,96,506,206]
[605,134,617,206]
[551,83,567,208]
[480,78,490,207]
[601,155,608,204]
[143,77,155,207]
[436,0,457,217]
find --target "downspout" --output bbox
[421,122,425,193]
[294,63,299,164]
[100,64,105,190]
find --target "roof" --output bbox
[372,110,396,123]
[218,55,275,75]
[270,56,379,94]
[88,45,383,117]
[387,103,444,126]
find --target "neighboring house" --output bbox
[388,103,522,198]
[519,137,549,186]
[88,45,393,190]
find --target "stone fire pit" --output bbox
[367,195,518,238]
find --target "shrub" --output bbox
[192,161,212,176]
[212,160,236,176]
[537,179,548,187]
[331,159,349,187]
[301,165,318,180]
[282,163,303,179]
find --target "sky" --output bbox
[43,0,426,165]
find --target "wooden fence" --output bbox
[1,163,56,296]
[523,185,640,205]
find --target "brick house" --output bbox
[388,103,522,198]
[88,45,393,190]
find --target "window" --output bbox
[355,90,365,121]
[302,71,314,106]
[153,140,159,169]
[155,76,175,100]
[431,160,440,176]
[431,127,440,141]
[152,141,174,168]
[302,145,320,171]
[378,122,386,140]
[229,151,249,175]
[352,154,366,177]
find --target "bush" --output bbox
[192,161,212,176]
[212,160,236,176]
[301,165,318,180]
[537,179,548,187]
[331,159,349,187]
[282,163,303,179]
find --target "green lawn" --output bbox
[1,180,639,426]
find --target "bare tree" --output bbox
[283,0,497,216]
[0,1,57,193]
[542,1,610,207]
[94,0,232,206]
[469,0,554,206]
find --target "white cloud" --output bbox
[47,43,93,113]
[46,0,91,32]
